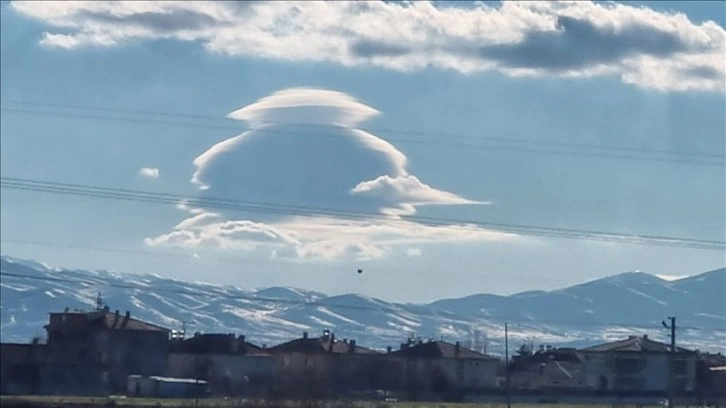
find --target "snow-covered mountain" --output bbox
[1,255,724,354]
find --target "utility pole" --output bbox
[505,322,511,408]
[662,316,676,408]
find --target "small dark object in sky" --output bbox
[357,269,363,274]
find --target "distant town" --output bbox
[1,304,725,406]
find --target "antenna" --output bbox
[95,292,104,310]
[172,320,192,340]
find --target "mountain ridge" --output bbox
[1,255,724,354]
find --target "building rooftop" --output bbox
[391,340,497,360]
[582,335,694,353]
[268,331,379,355]
[170,333,270,356]
[47,309,170,332]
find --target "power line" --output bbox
[0,239,187,259]
[0,238,602,286]
[1,270,724,334]
[2,104,723,166]
[2,177,724,250]
[5,98,723,159]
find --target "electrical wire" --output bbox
[5,98,724,159]
[2,102,724,341]
[2,177,724,250]
[0,238,608,286]
[2,104,723,166]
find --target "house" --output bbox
[267,330,380,398]
[508,347,589,391]
[577,335,698,394]
[167,333,274,396]
[42,306,171,395]
[1,306,171,396]
[384,339,499,399]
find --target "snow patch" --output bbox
[625,287,667,306]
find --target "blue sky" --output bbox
[1,1,724,303]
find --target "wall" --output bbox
[127,376,154,397]
[379,356,498,397]
[168,353,274,396]
[272,351,335,398]
[97,330,169,393]
[44,317,169,395]
[0,344,45,395]
[580,352,697,393]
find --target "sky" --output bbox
[0,1,724,303]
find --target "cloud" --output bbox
[352,174,488,216]
[10,1,725,92]
[145,87,513,260]
[480,16,691,71]
[406,248,422,257]
[138,167,159,179]
[226,88,381,128]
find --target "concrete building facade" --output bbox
[578,335,698,393]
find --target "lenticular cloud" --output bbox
[146,88,510,260]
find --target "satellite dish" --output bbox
[357,269,363,274]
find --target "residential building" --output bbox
[42,306,170,394]
[1,306,171,396]
[267,330,380,398]
[578,335,698,394]
[167,333,274,396]
[384,339,500,399]
[508,347,588,391]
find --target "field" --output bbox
[0,396,671,408]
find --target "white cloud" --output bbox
[138,167,159,179]
[227,88,381,128]
[406,248,422,257]
[10,0,725,92]
[148,215,514,262]
[145,87,514,261]
[352,174,488,216]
